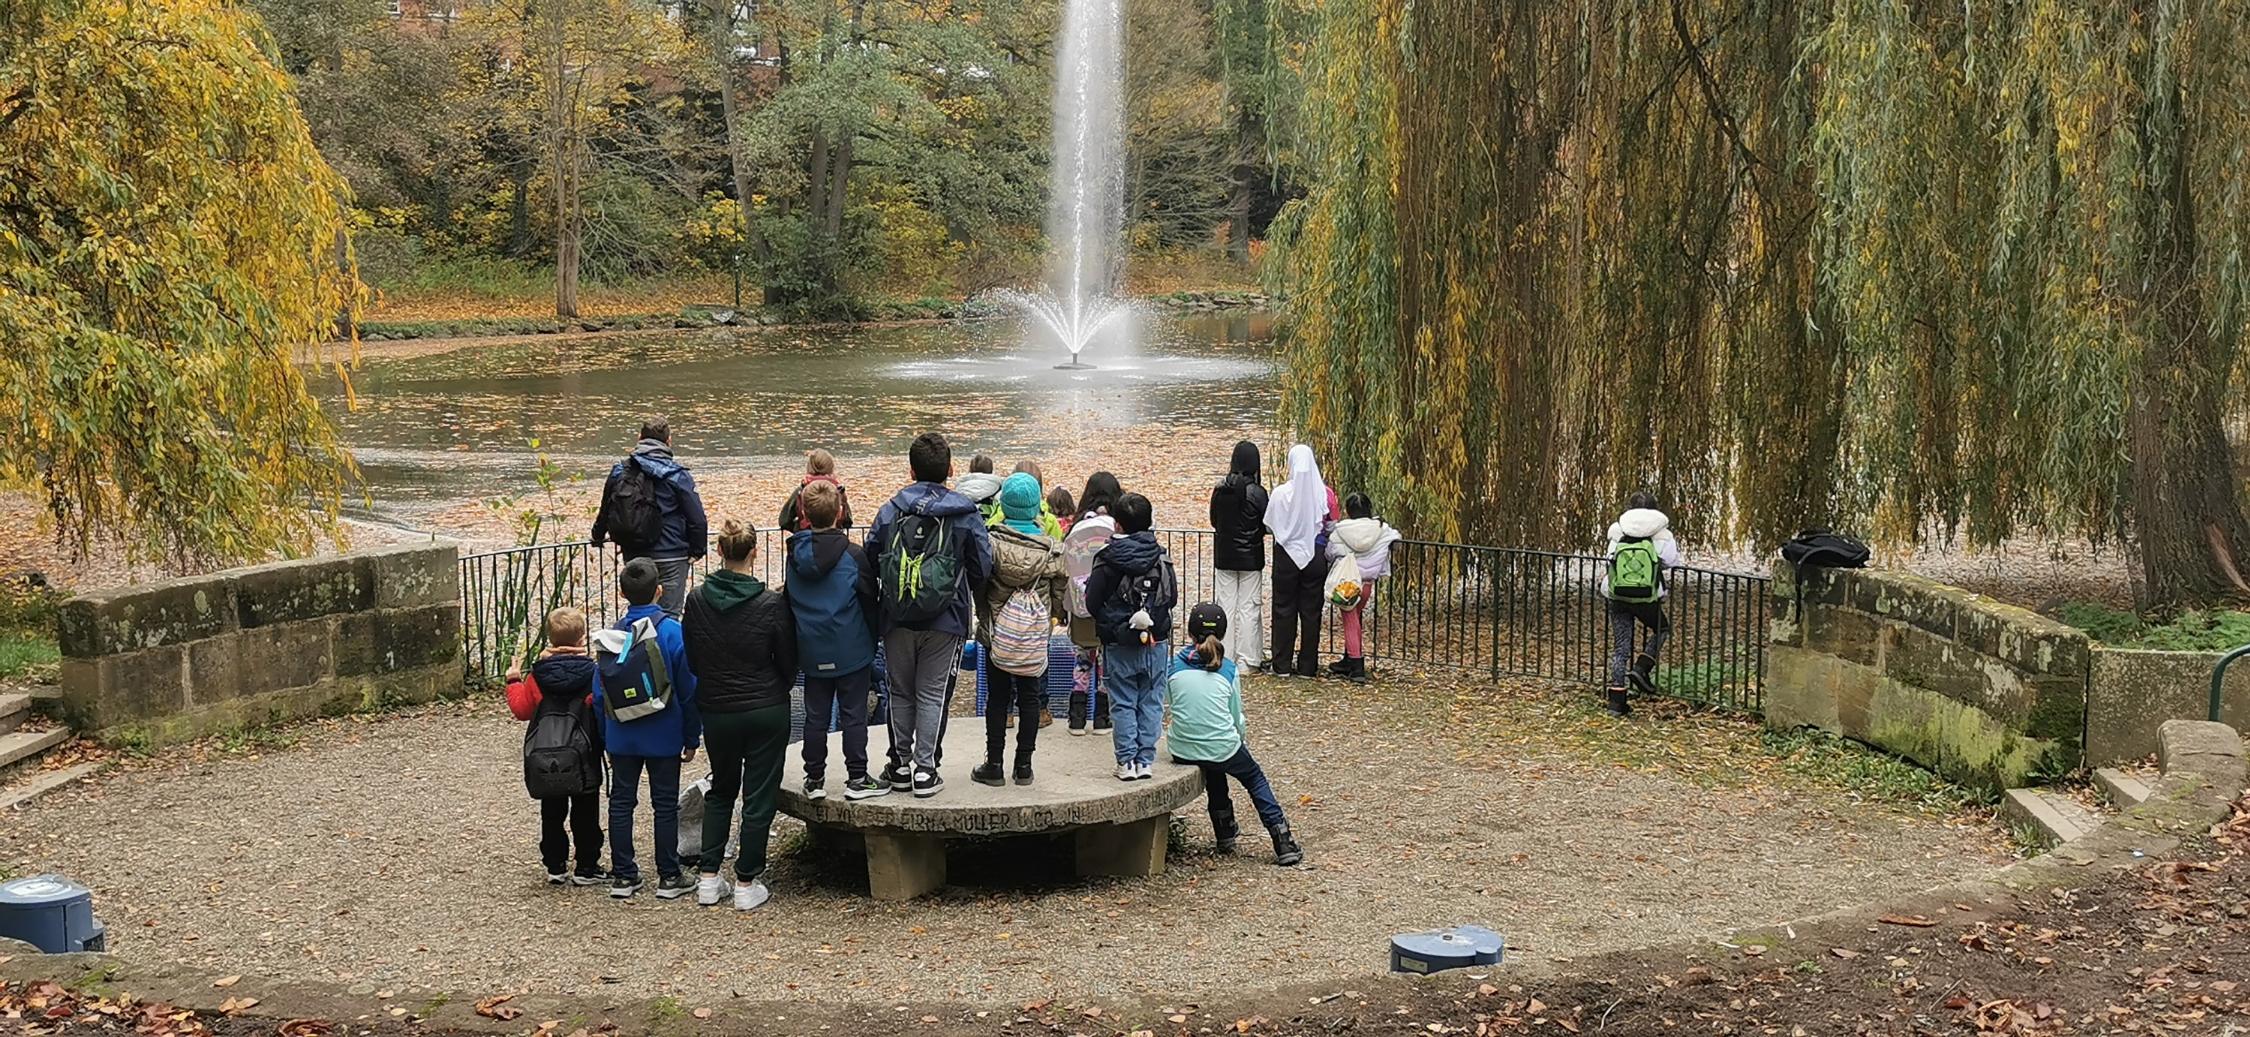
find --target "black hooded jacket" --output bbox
[1208,441,1269,572]
[682,569,798,714]
[1086,531,1175,646]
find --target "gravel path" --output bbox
[0,679,2001,1011]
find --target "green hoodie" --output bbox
[701,567,767,611]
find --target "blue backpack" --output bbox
[595,616,674,723]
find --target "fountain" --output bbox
[1003,0,1129,369]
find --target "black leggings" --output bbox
[985,670,1045,763]
[1271,545,1330,673]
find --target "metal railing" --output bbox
[461,528,1770,713]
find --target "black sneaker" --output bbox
[971,762,1006,787]
[803,776,827,801]
[843,774,887,800]
[546,870,568,886]
[912,769,944,798]
[1092,717,1113,734]
[1012,760,1034,786]
[654,874,695,900]
[1265,661,1293,678]
[1326,657,1351,677]
[884,762,915,791]
[571,868,609,887]
[608,875,642,899]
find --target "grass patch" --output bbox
[2054,601,2250,652]
[1759,726,1993,816]
[0,577,60,681]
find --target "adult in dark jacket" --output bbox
[1207,441,1268,670]
[864,432,993,798]
[591,417,709,619]
[681,520,796,912]
[1083,493,1173,780]
[785,479,885,801]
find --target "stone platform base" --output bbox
[777,720,1204,900]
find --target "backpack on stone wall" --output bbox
[1779,529,1870,569]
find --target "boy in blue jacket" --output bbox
[786,480,886,801]
[592,558,701,900]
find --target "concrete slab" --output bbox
[0,761,104,811]
[2002,787,2098,847]
[777,718,1203,897]
[2092,766,2152,809]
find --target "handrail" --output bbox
[2212,643,2250,722]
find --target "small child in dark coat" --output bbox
[506,607,607,886]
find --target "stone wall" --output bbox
[2086,649,2250,764]
[1766,559,2086,791]
[57,544,462,747]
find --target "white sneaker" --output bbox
[695,873,732,907]
[734,879,771,911]
[1133,762,1152,780]
[1115,762,1135,781]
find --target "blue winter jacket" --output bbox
[786,528,878,679]
[592,604,702,757]
[864,482,992,639]
[591,441,709,560]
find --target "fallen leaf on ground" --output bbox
[212,975,242,988]
[218,996,260,1015]
[1879,914,1938,927]
[1830,948,1859,959]
[474,994,522,1021]
[694,1008,713,1020]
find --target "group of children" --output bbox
[510,430,1316,911]
[513,429,1680,907]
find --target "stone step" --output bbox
[2093,766,2154,809]
[2002,787,2104,848]
[0,693,30,736]
[0,761,103,812]
[0,728,71,780]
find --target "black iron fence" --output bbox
[461,528,1769,713]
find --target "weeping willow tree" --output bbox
[1274,0,2250,610]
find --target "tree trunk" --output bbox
[1225,106,1259,263]
[2127,72,2250,611]
[708,0,759,268]
[547,14,582,321]
[824,133,851,240]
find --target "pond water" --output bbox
[323,310,1280,533]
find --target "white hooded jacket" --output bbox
[1604,507,1683,600]
[1328,516,1402,581]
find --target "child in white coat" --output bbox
[1601,491,1683,716]
[1324,493,1400,683]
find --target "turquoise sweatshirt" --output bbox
[1164,649,1246,763]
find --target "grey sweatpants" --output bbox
[884,627,963,774]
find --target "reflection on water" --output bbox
[321,311,1279,523]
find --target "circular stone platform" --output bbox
[776,718,1203,900]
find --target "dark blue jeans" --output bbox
[1190,744,1288,836]
[802,666,874,782]
[607,754,682,882]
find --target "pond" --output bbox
[322,310,1282,539]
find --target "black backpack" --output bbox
[1118,552,1179,639]
[1780,528,1870,569]
[879,511,967,626]
[523,697,600,798]
[601,457,665,553]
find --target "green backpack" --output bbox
[880,512,965,626]
[1607,537,1661,602]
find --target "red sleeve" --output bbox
[1327,487,1341,521]
[506,673,539,721]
